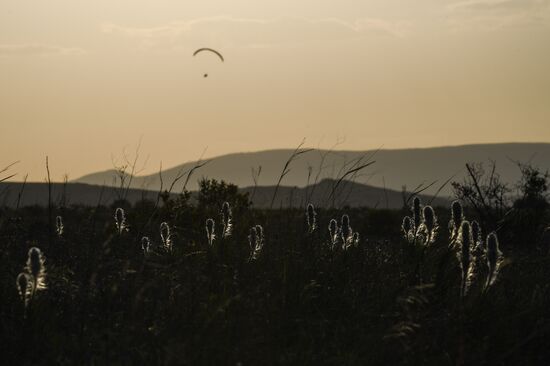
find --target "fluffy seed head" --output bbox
[420,206,438,245]
[160,222,172,251]
[422,206,435,232]
[114,208,128,234]
[16,272,32,306]
[25,247,47,291]
[341,214,351,238]
[451,200,463,228]
[248,225,264,260]
[412,196,422,230]
[471,220,481,246]
[402,216,412,234]
[221,201,233,238]
[329,219,338,245]
[352,232,360,247]
[141,236,151,254]
[255,225,264,240]
[29,248,41,279]
[306,203,317,233]
[248,226,258,250]
[487,232,499,268]
[56,215,64,236]
[458,221,474,296]
[206,218,216,245]
[340,214,353,249]
[460,221,472,268]
[486,232,503,288]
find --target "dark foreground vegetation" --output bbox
[1,164,550,365]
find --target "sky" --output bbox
[1,0,550,181]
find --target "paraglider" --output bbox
[193,48,224,78]
[193,48,224,62]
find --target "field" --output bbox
[1,176,550,366]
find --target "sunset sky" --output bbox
[1,0,549,181]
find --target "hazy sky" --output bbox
[1,0,549,181]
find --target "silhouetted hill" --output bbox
[243,179,449,209]
[0,179,448,209]
[74,143,550,196]
[0,182,161,208]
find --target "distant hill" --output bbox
[241,179,449,209]
[74,143,550,196]
[0,179,449,209]
[0,182,161,208]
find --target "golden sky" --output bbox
[1,0,550,181]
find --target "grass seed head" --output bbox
[141,236,151,254]
[402,216,412,240]
[206,218,216,246]
[486,232,504,288]
[306,203,317,233]
[451,200,463,228]
[329,219,338,246]
[471,220,482,247]
[16,272,33,307]
[56,215,64,236]
[114,207,128,234]
[160,222,172,251]
[26,247,47,291]
[221,201,233,238]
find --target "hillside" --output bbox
[0,179,448,209]
[74,143,550,195]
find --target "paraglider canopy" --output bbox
[193,48,224,62]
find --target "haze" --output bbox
[1,0,550,181]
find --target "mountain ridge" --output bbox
[0,178,448,209]
[73,143,550,196]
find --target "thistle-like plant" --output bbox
[403,196,426,244]
[16,272,33,309]
[248,225,264,261]
[221,201,232,238]
[485,232,504,289]
[206,218,216,246]
[402,216,414,243]
[55,215,64,236]
[470,220,484,255]
[340,214,353,250]
[160,222,172,251]
[141,236,151,255]
[352,232,360,247]
[25,247,47,293]
[306,203,317,233]
[114,207,128,234]
[457,221,473,296]
[248,226,257,251]
[449,200,464,244]
[328,219,338,249]
[419,205,438,245]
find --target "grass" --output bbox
[0,195,549,365]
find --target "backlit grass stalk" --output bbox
[114,207,128,234]
[449,200,464,246]
[56,215,64,236]
[160,222,172,252]
[306,203,317,233]
[248,225,264,261]
[328,219,338,250]
[485,232,504,289]
[206,218,215,246]
[221,202,232,238]
[457,221,473,297]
